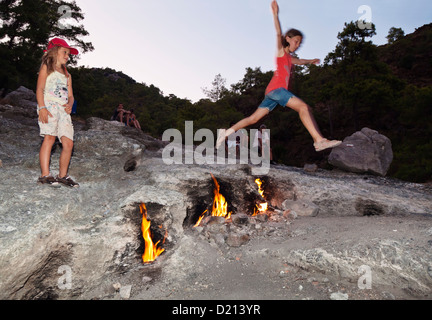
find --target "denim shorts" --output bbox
[258,88,296,112]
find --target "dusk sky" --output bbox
[73,0,432,102]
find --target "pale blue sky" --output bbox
[73,0,431,102]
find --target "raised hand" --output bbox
[271,0,279,16]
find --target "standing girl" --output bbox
[217,0,341,152]
[36,38,79,187]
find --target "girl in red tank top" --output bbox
[217,0,341,153]
[265,52,292,95]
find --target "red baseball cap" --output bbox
[45,38,79,55]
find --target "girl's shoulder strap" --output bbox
[62,65,70,85]
[62,65,70,78]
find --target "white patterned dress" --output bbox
[38,71,74,142]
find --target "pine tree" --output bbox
[202,74,228,102]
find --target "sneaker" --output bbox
[38,175,60,187]
[56,175,80,188]
[314,139,342,152]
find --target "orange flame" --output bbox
[194,210,207,228]
[210,173,231,220]
[254,178,268,216]
[140,203,165,263]
[194,174,232,227]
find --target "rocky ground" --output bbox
[0,95,431,302]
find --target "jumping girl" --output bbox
[217,0,341,152]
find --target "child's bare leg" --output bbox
[217,108,269,147]
[286,97,324,143]
[59,137,74,178]
[39,135,56,177]
[231,108,270,133]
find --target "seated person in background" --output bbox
[112,103,131,125]
[128,109,141,129]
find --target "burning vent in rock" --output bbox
[118,173,297,268]
[139,203,167,264]
[194,174,232,227]
[180,173,298,248]
[122,202,174,267]
[183,173,297,229]
[253,178,268,216]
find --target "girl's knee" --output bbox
[42,136,56,148]
[298,102,311,114]
[44,135,56,143]
[61,138,74,151]
[287,98,311,114]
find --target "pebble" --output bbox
[226,233,250,247]
[232,213,250,226]
[119,285,132,299]
[330,292,349,300]
[304,163,318,172]
[279,270,289,278]
[113,282,121,292]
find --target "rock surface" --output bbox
[329,127,394,176]
[0,91,431,301]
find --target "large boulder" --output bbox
[3,86,37,109]
[328,128,393,176]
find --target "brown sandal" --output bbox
[56,175,79,188]
[38,175,60,187]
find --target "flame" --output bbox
[256,202,269,213]
[194,174,232,227]
[194,210,207,228]
[210,173,231,220]
[254,178,268,216]
[140,203,165,263]
[255,178,265,197]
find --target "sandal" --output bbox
[56,175,80,188]
[314,139,342,152]
[38,175,60,187]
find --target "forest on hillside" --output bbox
[1,1,431,183]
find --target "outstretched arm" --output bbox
[271,0,285,57]
[291,57,321,65]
